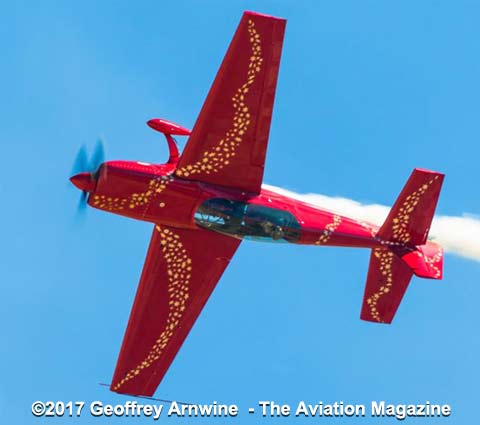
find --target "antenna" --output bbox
[98,383,192,406]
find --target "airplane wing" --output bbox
[176,11,286,194]
[110,225,241,396]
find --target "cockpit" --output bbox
[194,198,301,243]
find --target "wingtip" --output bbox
[412,167,445,178]
[243,10,286,22]
[360,311,393,325]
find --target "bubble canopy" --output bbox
[194,198,301,243]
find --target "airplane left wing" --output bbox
[110,225,240,396]
[176,12,286,194]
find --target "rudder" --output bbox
[397,241,443,279]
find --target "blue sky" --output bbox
[2,1,479,423]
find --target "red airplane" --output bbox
[70,11,444,397]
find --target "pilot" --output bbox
[210,200,244,233]
[261,221,285,241]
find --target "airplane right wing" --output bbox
[110,225,240,396]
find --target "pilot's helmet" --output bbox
[213,199,235,214]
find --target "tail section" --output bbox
[376,168,444,246]
[361,168,444,324]
[399,241,443,279]
[361,248,413,324]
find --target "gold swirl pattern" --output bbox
[366,248,394,323]
[391,176,439,243]
[315,215,342,245]
[91,195,127,211]
[92,176,172,212]
[176,19,263,178]
[112,225,192,391]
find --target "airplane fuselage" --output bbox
[87,160,387,250]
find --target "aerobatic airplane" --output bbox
[70,11,444,397]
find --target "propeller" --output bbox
[70,140,106,212]
[90,139,105,174]
[71,145,88,177]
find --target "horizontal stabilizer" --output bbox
[361,248,413,324]
[361,168,444,323]
[377,168,444,246]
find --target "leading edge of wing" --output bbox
[176,11,286,194]
[110,225,241,396]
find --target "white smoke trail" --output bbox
[263,184,480,263]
